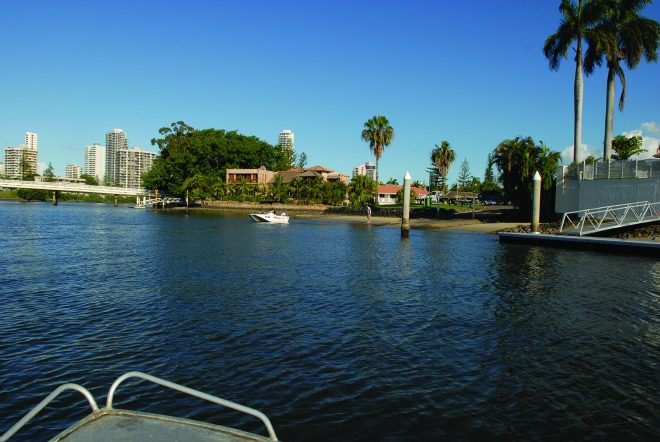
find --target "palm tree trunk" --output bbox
[374,158,379,206]
[573,38,583,165]
[603,66,616,160]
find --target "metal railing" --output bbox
[0,383,99,441]
[562,159,660,181]
[134,196,182,208]
[1,371,278,441]
[559,201,660,236]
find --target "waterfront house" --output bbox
[226,165,349,186]
[378,184,428,205]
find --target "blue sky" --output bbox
[1,0,659,185]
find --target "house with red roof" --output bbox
[377,184,428,205]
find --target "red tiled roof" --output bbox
[377,185,428,196]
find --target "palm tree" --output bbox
[348,175,377,207]
[585,0,660,160]
[430,141,456,194]
[544,0,604,164]
[361,115,394,190]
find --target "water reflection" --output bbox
[0,202,658,441]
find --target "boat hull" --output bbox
[249,213,289,224]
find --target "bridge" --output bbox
[0,178,151,205]
[559,201,660,236]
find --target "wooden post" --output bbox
[52,191,58,206]
[401,171,411,238]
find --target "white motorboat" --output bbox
[249,211,289,224]
[1,371,279,441]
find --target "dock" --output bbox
[498,232,660,256]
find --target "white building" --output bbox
[0,161,4,177]
[116,147,156,188]
[278,129,295,166]
[4,143,38,179]
[352,162,376,181]
[105,129,128,186]
[24,132,38,151]
[84,143,105,183]
[65,164,82,179]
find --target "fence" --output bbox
[562,159,660,181]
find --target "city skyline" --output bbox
[1,1,659,184]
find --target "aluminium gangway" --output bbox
[559,201,660,236]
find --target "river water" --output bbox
[0,201,658,441]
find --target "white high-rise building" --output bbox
[278,129,295,163]
[106,129,128,186]
[84,143,105,183]
[116,147,156,188]
[4,132,38,179]
[24,132,38,151]
[352,162,376,181]
[65,164,82,179]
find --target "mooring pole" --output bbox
[52,191,58,206]
[113,194,118,207]
[401,171,411,238]
[531,171,541,233]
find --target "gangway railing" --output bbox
[559,201,660,236]
[135,196,182,208]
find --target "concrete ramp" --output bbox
[559,201,660,236]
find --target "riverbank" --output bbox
[194,200,659,238]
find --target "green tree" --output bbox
[361,115,394,195]
[612,134,646,160]
[143,121,283,197]
[395,187,417,204]
[544,0,604,164]
[492,137,562,216]
[42,163,56,181]
[585,0,659,160]
[430,140,456,193]
[348,175,377,207]
[269,174,288,203]
[80,174,99,185]
[386,177,399,185]
[457,158,471,191]
[296,152,308,169]
[484,153,496,184]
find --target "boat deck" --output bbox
[55,409,271,442]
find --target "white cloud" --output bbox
[560,143,599,164]
[641,121,660,135]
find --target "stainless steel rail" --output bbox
[0,383,99,441]
[559,201,660,236]
[1,371,278,442]
[107,371,278,441]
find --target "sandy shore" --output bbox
[294,213,526,233]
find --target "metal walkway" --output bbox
[559,201,660,236]
[134,196,182,209]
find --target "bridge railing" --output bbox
[0,179,150,196]
[560,159,659,182]
[559,201,660,236]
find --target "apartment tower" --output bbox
[278,129,295,166]
[84,143,105,183]
[105,129,128,186]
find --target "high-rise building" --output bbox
[0,161,5,177]
[278,129,295,165]
[116,147,156,188]
[106,129,128,186]
[84,143,105,183]
[24,132,38,151]
[352,162,376,181]
[4,132,38,179]
[65,164,82,179]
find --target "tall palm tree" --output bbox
[361,115,394,190]
[430,140,456,194]
[544,0,604,164]
[585,0,660,160]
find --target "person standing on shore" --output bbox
[366,205,372,224]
